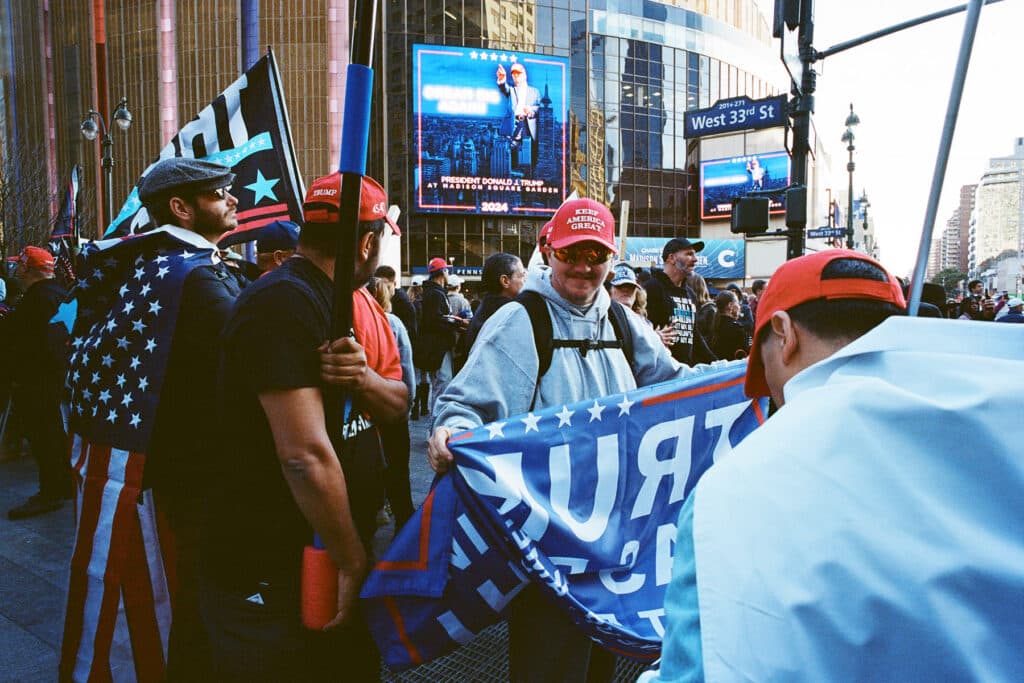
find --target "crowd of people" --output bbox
[0,164,1020,680]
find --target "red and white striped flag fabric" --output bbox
[59,228,216,682]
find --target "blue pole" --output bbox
[908,0,984,316]
[240,0,260,263]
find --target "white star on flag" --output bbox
[587,400,605,422]
[617,396,635,416]
[556,405,574,428]
[149,301,162,315]
[106,409,117,424]
[521,413,541,433]
[485,422,507,440]
[130,413,141,428]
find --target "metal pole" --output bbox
[846,143,855,249]
[786,0,815,261]
[908,0,985,315]
[101,132,114,233]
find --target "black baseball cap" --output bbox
[662,237,705,260]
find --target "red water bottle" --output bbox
[301,534,338,630]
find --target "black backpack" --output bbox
[515,290,636,386]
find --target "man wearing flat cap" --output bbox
[138,156,245,677]
[644,237,716,365]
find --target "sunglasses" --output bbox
[207,186,232,200]
[551,246,613,265]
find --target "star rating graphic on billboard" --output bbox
[412,44,569,216]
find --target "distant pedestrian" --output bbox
[4,246,70,520]
[711,290,752,360]
[996,296,1024,323]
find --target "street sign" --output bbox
[807,227,847,239]
[684,95,788,139]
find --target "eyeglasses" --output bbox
[207,186,232,200]
[551,246,613,266]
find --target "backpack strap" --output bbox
[515,291,637,389]
[606,300,636,379]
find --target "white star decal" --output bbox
[81,352,90,365]
[485,422,507,439]
[587,400,605,422]
[138,376,149,391]
[116,374,127,388]
[129,356,141,370]
[72,337,84,348]
[521,413,541,433]
[148,300,162,315]
[98,390,111,404]
[71,370,80,382]
[116,336,129,350]
[130,413,141,428]
[106,408,118,424]
[145,338,157,352]
[180,251,193,259]
[140,282,152,296]
[132,318,147,333]
[92,268,104,280]
[121,392,133,407]
[156,266,170,279]
[617,396,635,416]
[101,354,114,367]
[123,300,135,315]
[134,267,145,279]
[556,405,574,428]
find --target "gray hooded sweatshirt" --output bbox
[434,266,728,432]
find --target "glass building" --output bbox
[2,0,784,276]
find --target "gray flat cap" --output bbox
[137,157,235,204]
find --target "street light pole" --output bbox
[841,103,859,250]
[81,97,132,234]
[860,190,871,254]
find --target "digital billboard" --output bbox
[412,44,568,216]
[700,151,790,220]
[619,237,745,280]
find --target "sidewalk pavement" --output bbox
[0,417,643,682]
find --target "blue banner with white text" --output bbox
[362,363,767,669]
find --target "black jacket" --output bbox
[712,317,752,361]
[643,268,716,365]
[391,287,418,341]
[2,277,67,390]
[414,279,457,371]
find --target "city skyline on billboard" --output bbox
[700,151,791,220]
[412,44,568,216]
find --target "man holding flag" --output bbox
[60,157,243,682]
[427,197,730,681]
[200,172,407,680]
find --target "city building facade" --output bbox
[3,0,805,281]
[971,138,1024,284]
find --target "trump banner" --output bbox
[363,363,767,669]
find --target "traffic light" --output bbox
[731,196,770,234]
[773,0,802,37]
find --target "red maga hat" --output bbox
[7,246,55,274]
[546,198,617,253]
[302,173,401,235]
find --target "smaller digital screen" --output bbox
[700,151,791,220]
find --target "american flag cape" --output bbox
[59,227,221,683]
[362,363,768,670]
[50,164,81,286]
[104,49,305,239]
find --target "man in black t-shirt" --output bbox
[645,237,717,365]
[201,173,407,681]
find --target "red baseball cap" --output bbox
[7,246,55,274]
[302,172,401,235]
[744,249,905,399]
[427,257,449,274]
[538,221,554,248]
[546,198,617,254]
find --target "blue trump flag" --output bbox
[362,363,767,669]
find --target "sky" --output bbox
[753,0,1023,276]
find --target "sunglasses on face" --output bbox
[551,246,613,265]
[207,186,232,200]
